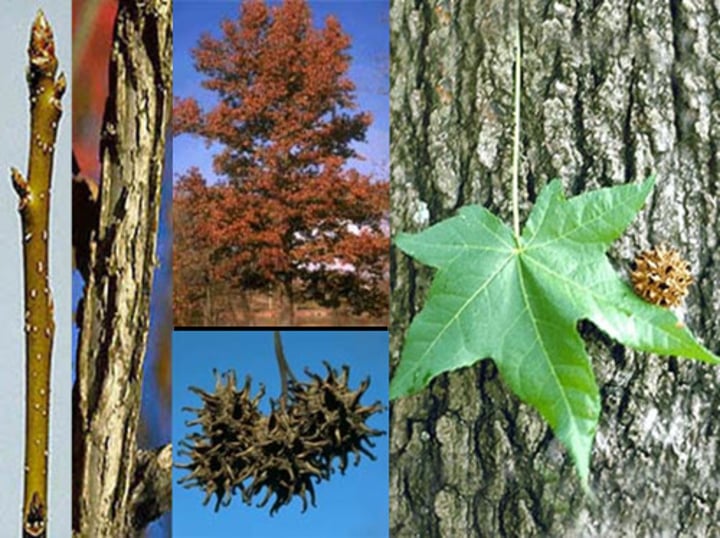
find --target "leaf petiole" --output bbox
[511,13,521,239]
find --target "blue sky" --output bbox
[173,0,389,183]
[172,330,389,538]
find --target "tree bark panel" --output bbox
[390,0,720,536]
[73,1,172,536]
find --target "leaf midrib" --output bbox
[521,251,694,352]
[401,241,508,254]
[514,255,582,448]
[525,193,641,252]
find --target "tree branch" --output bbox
[129,444,173,534]
[72,1,172,536]
[12,10,66,538]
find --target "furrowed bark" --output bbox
[72,0,172,536]
[11,11,65,538]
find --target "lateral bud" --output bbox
[54,72,67,100]
[11,167,29,197]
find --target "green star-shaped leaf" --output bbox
[392,177,718,485]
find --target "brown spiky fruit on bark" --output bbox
[630,245,693,308]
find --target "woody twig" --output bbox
[10,10,65,538]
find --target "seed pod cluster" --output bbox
[177,363,384,515]
[630,245,693,307]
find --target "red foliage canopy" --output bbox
[173,0,389,323]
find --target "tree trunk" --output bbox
[72,1,172,536]
[232,289,252,325]
[390,0,720,536]
[280,277,295,325]
[203,276,213,325]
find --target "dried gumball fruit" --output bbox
[177,370,265,511]
[290,362,385,474]
[177,333,385,515]
[245,402,325,515]
[630,245,693,307]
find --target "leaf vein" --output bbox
[515,256,580,440]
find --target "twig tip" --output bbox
[28,9,57,79]
[34,9,47,27]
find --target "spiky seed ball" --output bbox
[178,363,386,515]
[177,370,265,511]
[246,360,385,516]
[289,362,385,474]
[630,245,693,307]
[245,403,325,515]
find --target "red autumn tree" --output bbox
[173,0,389,324]
[173,168,214,324]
